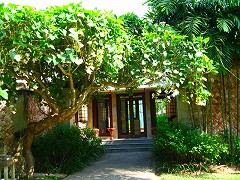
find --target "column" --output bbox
[111,93,118,139]
[145,90,152,138]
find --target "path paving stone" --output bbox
[64,151,161,180]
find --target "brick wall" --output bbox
[0,101,14,154]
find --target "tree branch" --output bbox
[62,84,96,118]
[28,114,65,135]
[34,89,59,113]
[58,64,76,106]
[58,64,69,76]
[7,67,60,113]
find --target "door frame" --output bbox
[116,92,147,138]
[92,94,113,136]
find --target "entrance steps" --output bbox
[102,138,153,153]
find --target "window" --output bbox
[155,98,166,116]
[166,98,177,121]
[151,92,177,128]
[75,105,88,128]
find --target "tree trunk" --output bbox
[208,75,213,135]
[23,132,35,177]
[227,73,233,155]
[23,115,67,177]
[220,73,227,132]
[223,74,228,132]
[237,67,239,137]
[209,95,213,135]
[197,106,202,132]
[189,96,196,128]
[202,105,207,133]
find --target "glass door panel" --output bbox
[120,96,130,135]
[117,93,146,138]
[92,95,112,136]
[133,97,145,135]
[97,98,110,134]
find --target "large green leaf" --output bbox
[0,87,8,99]
[217,18,235,33]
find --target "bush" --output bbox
[153,115,230,172]
[32,123,105,175]
[233,137,240,165]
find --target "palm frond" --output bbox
[205,0,240,6]
[217,18,235,32]
[232,16,240,30]
[146,0,240,69]
[181,15,207,36]
[158,0,178,15]
[145,0,180,23]
[222,46,234,69]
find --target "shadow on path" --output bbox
[64,152,161,180]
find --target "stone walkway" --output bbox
[64,151,161,180]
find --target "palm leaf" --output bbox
[217,18,235,32]
[205,0,240,6]
[222,46,234,69]
[158,0,178,15]
[181,15,207,36]
[232,16,240,30]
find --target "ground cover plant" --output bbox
[154,115,240,174]
[23,177,60,180]
[159,173,240,180]
[32,123,105,175]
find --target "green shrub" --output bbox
[233,137,240,165]
[154,115,230,172]
[32,123,105,175]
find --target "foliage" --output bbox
[0,86,8,99]
[159,173,240,180]
[35,178,59,180]
[146,0,240,70]
[154,115,232,173]
[32,123,105,175]
[0,3,132,108]
[121,14,217,105]
[23,176,60,180]
[233,137,240,165]
[146,0,240,158]
[0,3,217,108]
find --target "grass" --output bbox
[35,177,60,180]
[160,173,240,180]
[35,178,59,180]
[23,176,62,180]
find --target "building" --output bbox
[7,85,189,141]
[74,86,189,139]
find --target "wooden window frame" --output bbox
[92,94,112,136]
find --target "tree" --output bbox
[0,3,215,176]
[146,0,240,150]
[121,13,217,105]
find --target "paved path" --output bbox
[64,152,161,180]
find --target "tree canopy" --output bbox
[0,3,216,106]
